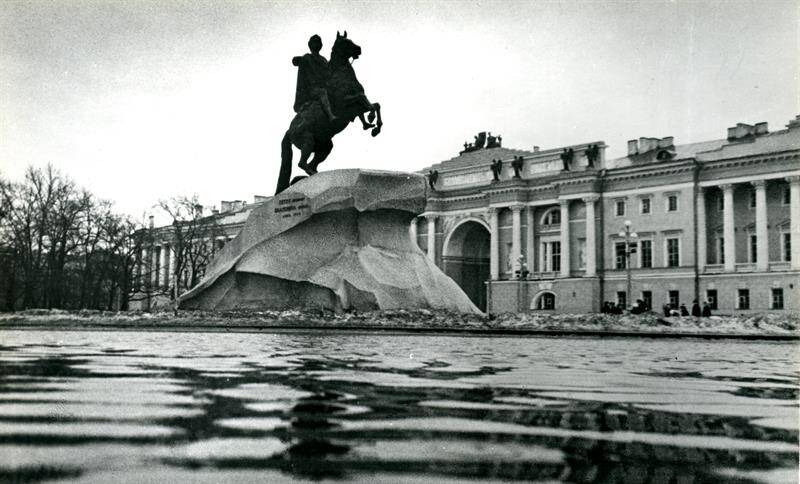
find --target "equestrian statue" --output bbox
[276,31,383,194]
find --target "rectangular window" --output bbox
[551,241,561,272]
[667,195,678,212]
[615,242,627,269]
[641,291,652,311]
[783,187,791,205]
[706,289,718,310]
[505,242,513,271]
[615,200,626,217]
[749,235,758,263]
[717,236,725,264]
[717,195,724,211]
[666,238,680,267]
[669,290,680,308]
[616,291,627,309]
[749,190,756,208]
[784,233,792,262]
[738,289,750,310]
[578,239,586,269]
[640,197,651,214]
[772,288,784,310]
[640,240,652,268]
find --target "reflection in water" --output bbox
[0,331,797,483]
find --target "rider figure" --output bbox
[292,34,337,121]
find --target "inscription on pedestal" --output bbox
[274,194,311,219]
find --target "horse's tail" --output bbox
[275,130,293,195]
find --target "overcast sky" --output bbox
[1,0,797,219]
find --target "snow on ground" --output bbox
[0,309,798,336]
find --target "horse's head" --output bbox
[332,30,361,61]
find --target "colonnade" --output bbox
[698,176,799,272]
[420,195,600,281]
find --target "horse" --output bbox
[276,31,382,194]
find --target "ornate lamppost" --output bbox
[618,220,638,310]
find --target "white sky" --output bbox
[1,0,797,221]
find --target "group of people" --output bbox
[601,298,714,317]
[662,300,712,317]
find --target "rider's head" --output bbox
[308,35,322,53]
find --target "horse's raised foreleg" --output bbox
[357,113,374,130]
[369,102,382,137]
[296,133,317,175]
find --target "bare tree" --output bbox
[155,196,221,314]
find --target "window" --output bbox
[615,242,627,269]
[542,209,561,226]
[772,288,784,310]
[749,190,756,208]
[716,236,725,264]
[551,242,561,272]
[578,239,586,269]
[783,187,791,205]
[737,289,750,310]
[640,240,652,268]
[784,232,792,262]
[749,235,758,263]
[667,194,678,212]
[640,197,651,215]
[706,289,718,310]
[617,291,627,308]
[641,291,652,311]
[717,195,724,211]
[542,241,561,272]
[537,292,556,310]
[669,290,680,308]
[615,200,626,217]
[666,238,680,267]
[505,242,513,272]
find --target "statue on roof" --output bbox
[560,148,574,171]
[490,159,503,181]
[427,169,439,190]
[511,156,524,178]
[585,144,599,167]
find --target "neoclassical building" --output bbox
[135,116,799,314]
[414,118,799,313]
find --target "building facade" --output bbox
[415,118,800,314]
[135,117,800,315]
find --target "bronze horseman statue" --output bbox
[276,31,383,194]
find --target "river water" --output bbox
[0,330,797,483]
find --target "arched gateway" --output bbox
[442,220,490,311]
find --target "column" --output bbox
[559,200,570,277]
[583,195,599,277]
[721,184,736,272]
[525,206,535,273]
[696,188,707,271]
[426,216,436,262]
[489,208,499,280]
[409,217,418,247]
[511,205,522,273]
[752,180,768,271]
[168,245,177,291]
[140,248,148,289]
[151,246,160,286]
[789,176,800,270]
[160,243,169,290]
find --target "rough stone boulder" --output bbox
[180,170,480,314]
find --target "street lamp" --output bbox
[618,220,638,310]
